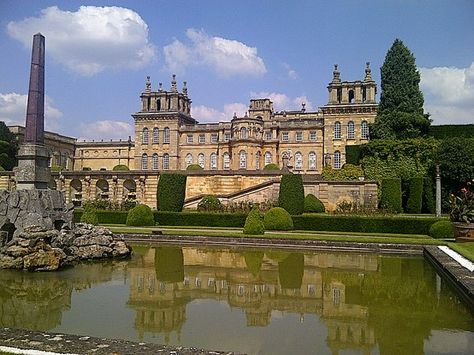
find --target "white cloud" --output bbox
[282,63,298,80]
[164,29,266,77]
[192,102,248,123]
[420,62,474,124]
[7,6,156,76]
[250,92,314,111]
[0,92,63,131]
[78,120,133,141]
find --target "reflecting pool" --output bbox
[0,245,473,355]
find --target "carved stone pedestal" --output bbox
[14,143,50,190]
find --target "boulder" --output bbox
[23,248,66,271]
[0,254,23,269]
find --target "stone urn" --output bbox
[454,223,474,243]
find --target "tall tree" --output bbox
[370,39,431,139]
[0,121,18,170]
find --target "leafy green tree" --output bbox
[0,121,18,170]
[371,39,430,139]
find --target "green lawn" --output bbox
[448,242,474,262]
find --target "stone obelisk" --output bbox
[15,33,50,190]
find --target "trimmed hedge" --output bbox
[429,220,454,239]
[157,173,187,212]
[422,177,436,214]
[264,207,294,231]
[113,164,129,171]
[406,177,423,214]
[345,145,362,165]
[126,204,155,226]
[80,209,99,225]
[293,214,444,235]
[278,173,304,215]
[429,124,474,139]
[380,178,402,213]
[243,207,265,235]
[263,163,280,171]
[304,194,325,213]
[186,164,203,171]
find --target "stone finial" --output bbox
[301,102,306,112]
[171,74,177,92]
[364,61,373,81]
[244,111,248,118]
[183,81,188,96]
[158,82,163,91]
[145,76,151,93]
[233,112,237,119]
[332,64,341,83]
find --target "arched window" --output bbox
[295,152,303,170]
[223,152,230,170]
[185,153,193,167]
[142,128,149,144]
[309,152,317,170]
[163,127,170,143]
[153,127,159,144]
[163,154,170,169]
[347,121,355,139]
[198,153,205,168]
[334,121,341,139]
[141,153,148,169]
[256,151,261,170]
[334,151,341,169]
[240,127,247,139]
[239,150,247,169]
[361,120,369,139]
[210,153,217,170]
[152,153,159,170]
[265,151,272,165]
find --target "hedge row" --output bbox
[381,178,402,213]
[428,124,474,139]
[406,177,423,214]
[157,173,187,212]
[73,210,444,235]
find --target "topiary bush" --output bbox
[126,204,155,226]
[157,173,187,212]
[278,174,304,215]
[243,206,265,235]
[304,194,325,213]
[113,164,129,171]
[80,205,99,225]
[380,178,402,213]
[186,164,203,171]
[264,207,294,231]
[197,195,223,212]
[429,220,454,239]
[263,163,280,171]
[422,177,436,214]
[406,177,423,214]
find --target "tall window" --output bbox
[199,134,205,144]
[163,154,170,169]
[185,153,193,167]
[296,131,303,142]
[309,152,316,170]
[198,153,205,168]
[334,122,341,139]
[361,120,369,139]
[265,131,272,140]
[334,151,341,169]
[163,127,170,143]
[265,151,272,165]
[256,151,261,170]
[347,121,355,139]
[152,153,159,170]
[141,153,148,170]
[282,132,289,142]
[224,133,231,142]
[239,150,247,169]
[211,133,218,143]
[142,128,149,144]
[187,134,193,143]
[210,153,217,170]
[223,152,230,170]
[295,152,303,170]
[309,131,317,141]
[240,127,247,139]
[153,127,159,144]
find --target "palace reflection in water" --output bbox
[0,245,473,355]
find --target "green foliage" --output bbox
[264,207,294,231]
[449,184,474,223]
[380,178,402,213]
[292,214,444,235]
[422,177,436,214]
[157,173,187,212]
[155,247,184,283]
[243,251,264,276]
[322,164,364,181]
[278,253,304,289]
[155,211,247,227]
[304,194,325,213]
[50,165,62,172]
[82,167,92,171]
[0,165,4,171]
[429,221,454,239]
[80,205,99,225]
[186,164,203,171]
[0,121,18,171]
[197,195,223,212]
[345,145,362,165]
[243,206,265,235]
[126,204,155,226]
[263,163,280,170]
[112,164,129,171]
[429,124,474,139]
[82,199,136,211]
[406,177,423,214]
[278,173,304,215]
[371,39,430,139]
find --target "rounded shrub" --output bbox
[113,164,129,171]
[197,195,223,212]
[278,173,305,215]
[126,204,155,226]
[186,164,203,171]
[304,194,325,213]
[429,220,455,239]
[243,206,265,235]
[263,163,280,171]
[264,207,294,231]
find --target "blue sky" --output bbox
[0,0,473,140]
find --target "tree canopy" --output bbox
[0,121,17,170]
[370,39,431,139]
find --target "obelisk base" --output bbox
[14,143,51,190]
